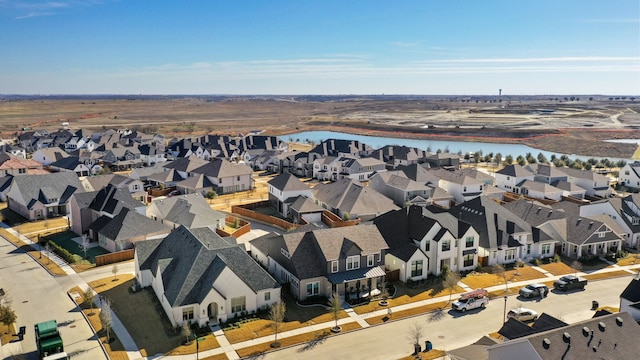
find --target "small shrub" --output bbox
[533,258,542,266]
[553,254,561,263]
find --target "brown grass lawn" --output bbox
[235,322,361,359]
[0,228,66,276]
[87,275,216,357]
[461,266,544,290]
[537,262,575,276]
[84,309,129,360]
[365,301,450,326]
[617,255,640,267]
[583,270,632,281]
[223,308,350,345]
[13,217,69,239]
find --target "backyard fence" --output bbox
[95,249,135,266]
[232,202,302,231]
[216,216,251,238]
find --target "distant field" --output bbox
[1,96,639,158]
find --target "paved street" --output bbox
[260,275,635,360]
[0,236,106,360]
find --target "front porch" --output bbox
[327,266,386,305]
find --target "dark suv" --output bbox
[519,283,549,298]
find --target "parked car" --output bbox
[452,288,489,312]
[507,307,538,322]
[553,275,587,291]
[519,283,549,298]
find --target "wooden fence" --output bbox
[95,249,135,267]
[232,204,301,231]
[321,211,361,228]
[216,216,252,238]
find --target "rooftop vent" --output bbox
[616,317,623,326]
[582,327,590,337]
[598,322,606,332]
[563,332,571,344]
[542,338,551,349]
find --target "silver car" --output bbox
[507,307,538,322]
[519,283,549,298]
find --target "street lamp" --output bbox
[503,296,508,324]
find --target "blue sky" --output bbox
[1,1,638,95]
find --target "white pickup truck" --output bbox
[452,289,489,312]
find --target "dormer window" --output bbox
[346,255,360,270]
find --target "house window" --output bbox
[527,244,531,254]
[18,168,26,174]
[465,236,474,248]
[231,297,246,313]
[410,260,423,277]
[306,282,319,296]
[463,186,467,192]
[633,218,639,225]
[454,239,459,248]
[542,244,551,255]
[463,254,474,267]
[504,249,516,261]
[264,292,270,301]
[441,240,451,252]
[182,307,194,321]
[425,242,430,252]
[331,261,338,273]
[367,255,374,267]
[346,255,360,270]
[598,231,605,238]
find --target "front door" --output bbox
[207,302,218,323]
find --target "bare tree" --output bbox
[112,264,119,281]
[269,301,286,348]
[81,234,89,260]
[99,297,113,343]
[328,292,342,331]
[85,288,96,315]
[492,264,508,291]
[571,260,582,276]
[406,322,424,353]
[443,271,461,303]
[181,321,193,345]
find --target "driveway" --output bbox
[0,236,106,360]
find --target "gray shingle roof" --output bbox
[98,208,171,241]
[268,173,311,192]
[191,158,252,178]
[312,178,399,217]
[151,193,225,229]
[137,225,279,306]
[9,172,84,209]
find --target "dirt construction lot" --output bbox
[1,95,639,158]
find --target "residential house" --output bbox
[267,173,313,218]
[431,168,485,205]
[32,147,70,166]
[619,162,640,190]
[96,207,171,252]
[191,158,253,195]
[579,194,640,248]
[162,155,209,180]
[135,225,281,326]
[494,164,535,194]
[311,178,400,221]
[1,144,26,159]
[515,180,564,202]
[250,224,388,301]
[312,156,339,181]
[175,173,216,195]
[0,154,44,177]
[309,139,374,158]
[527,163,568,184]
[374,206,480,279]
[448,196,556,266]
[291,152,320,178]
[147,193,226,231]
[339,157,386,182]
[48,157,91,177]
[139,144,167,166]
[6,172,84,220]
[561,167,612,198]
[289,196,325,225]
[552,202,623,259]
[486,312,640,360]
[81,174,145,195]
[620,276,640,321]
[369,145,426,169]
[101,143,143,170]
[425,152,460,169]
[369,171,434,207]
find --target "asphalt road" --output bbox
[0,237,106,360]
[263,275,635,360]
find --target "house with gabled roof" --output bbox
[312,156,339,181]
[620,276,640,321]
[135,225,280,326]
[494,164,535,194]
[175,173,216,195]
[369,145,426,168]
[552,202,623,259]
[96,207,171,252]
[526,163,568,184]
[6,172,84,220]
[32,147,70,166]
[577,195,640,249]
[448,196,557,266]
[289,196,324,224]
[374,205,480,279]
[0,154,44,177]
[486,312,640,360]
[619,161,640,190]
[250,224,388,301]
[190,158,253,195]
[561,167,612,198]
[268,173,313,217]
[48,156,91,177]
[138,144,166,166]
[340,156,387,182]
[147,193,226,231]
[369,171,434,207]
[515,180,565,202]
[312,178,399,221]
[309,138,374,158]
[431,168,486,205]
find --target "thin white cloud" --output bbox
[424,56,639,64]
[3,0,106,19]
[15,11,59,19]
